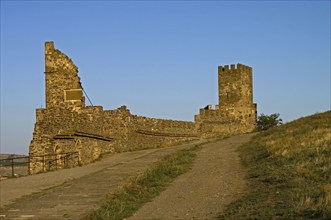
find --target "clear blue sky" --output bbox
[1,1,330,154]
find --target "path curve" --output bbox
[129,133,255,219]
[0,139,206,219]
[0,133,254,219]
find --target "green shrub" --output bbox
[257,113,283,130]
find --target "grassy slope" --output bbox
[220,111,331,219]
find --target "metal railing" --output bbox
[46,152,79,171]
[0,152,79,177]
[0,156,30,177]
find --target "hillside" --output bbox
[220,111,331,219]
[0,154,27,160]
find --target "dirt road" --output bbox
[0,133,254,219]
[0,140,206,219]
[129,133,255,219]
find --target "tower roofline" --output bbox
[218,63,252,74]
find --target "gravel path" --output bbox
[129,133,255,220]
[0,139,206,220]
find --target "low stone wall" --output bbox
[29,105,198,174]
[195,106,256,138]
[29,106,110,173]
[127,115,198,150]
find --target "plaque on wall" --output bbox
[64,89,82,101]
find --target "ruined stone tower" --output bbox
[195,64,257,137]
[45,42,85,110]
[29,42,198,174]
[29,42,257,174]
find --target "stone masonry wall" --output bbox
[29,42,198,174]
[29,106,112,173]
[218,64,253,107]
[29,42,257,174]
[127,116,198,150]
[29,104,198,173]
[45,42,85,111]
[195,64,257,138]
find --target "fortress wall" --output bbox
[29,42,116,173]
[30,136,106,174]
[102,106,131,152]
[132,115,196,134]
[30,107,105,141]
[31,106,198,152]
[58,137,104,165]
[196,107,256,138]
[29,104,198,173]
[127,115,198,150]
[29,106,112,173]
[29,43,257,174]
[195,109,241,138]
[29,108,80,159]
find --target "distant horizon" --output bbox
[1,1,330,154]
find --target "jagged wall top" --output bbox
[45,41,54,53]
[45,41,85,110]
[218,63,252,74]
[45,41,78,73]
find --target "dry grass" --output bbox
[220,111,331,219]
[85,144,203,220]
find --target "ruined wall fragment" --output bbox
[29,42,257,174]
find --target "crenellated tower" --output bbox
[218,64,253,108]
[195,63,257,137]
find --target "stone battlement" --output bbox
[218,63,252,74]
[28,42,257,174]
